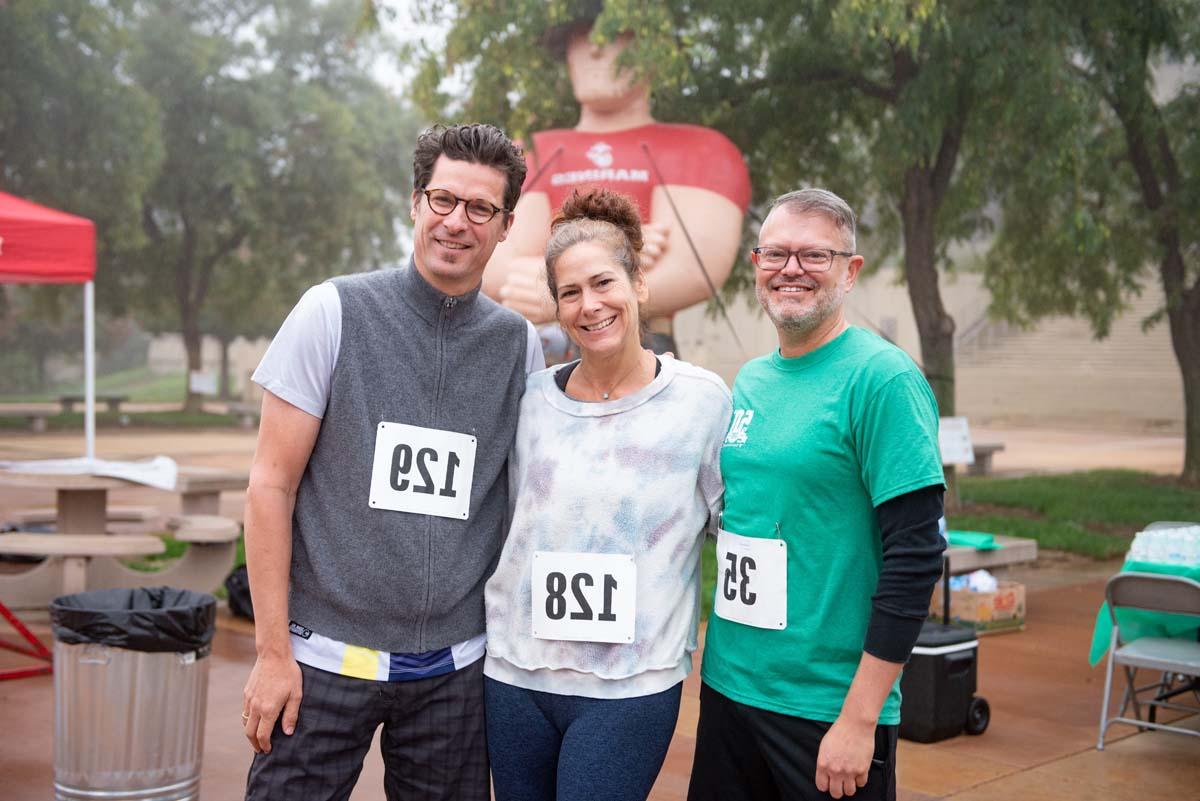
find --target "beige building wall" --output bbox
[673,266,1183,430]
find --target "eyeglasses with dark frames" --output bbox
[751,247,855,272]
[422,188,510,224]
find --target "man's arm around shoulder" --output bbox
[241,391,321,754]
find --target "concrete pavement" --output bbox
[0,423,1193,799]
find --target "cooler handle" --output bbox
[945,649,975,677]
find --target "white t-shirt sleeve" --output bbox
[524,320,546,375]
[251,283,341,419]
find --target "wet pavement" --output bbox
[0,423,1194,799]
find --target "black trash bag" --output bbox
[50,586,216,655]
[0,522,50,564]
[224,565,254,621]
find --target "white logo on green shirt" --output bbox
[725,409,754,447]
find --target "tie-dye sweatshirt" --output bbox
[484,356,732,699]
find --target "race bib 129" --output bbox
[714,527,787,630]
[368,422,476,520]
[531,551,637,644]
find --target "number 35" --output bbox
[723,553,756,605]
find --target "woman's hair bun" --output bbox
[553,188,643,253]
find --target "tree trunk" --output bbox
[1113,82,1198,484]
[218,336,232,401]
[1175,317,1200,485]
[900,166,959,508]
[181,310,205,414]
[1162,252,1200,484]
[34,348,48,390]
[899,167,957,416]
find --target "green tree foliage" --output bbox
[407,0,1062,422]
[2,0,417,409]
[127,0,416,410]
[0,1,161,256]
[986,0,1200,483]
[0,0,161,360]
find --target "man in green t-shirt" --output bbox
[688,189,946,801]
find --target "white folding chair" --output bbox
[1097,572,1200,750]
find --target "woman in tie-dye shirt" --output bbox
[483,188,731,801]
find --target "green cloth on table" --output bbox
[947,530,1001,550]
[1088,560,1200,666]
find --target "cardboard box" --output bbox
[930,580,1026,635]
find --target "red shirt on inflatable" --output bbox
[523,123,751,220]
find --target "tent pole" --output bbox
[84,281,95,462]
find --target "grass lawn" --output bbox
[952,469,1198,559]
[0,367,187,404]
[699,470,1199,619]
[0,409,244,431]
[0,367,240,428]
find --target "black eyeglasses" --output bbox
[751,247,854,272]
[422,188,510,224]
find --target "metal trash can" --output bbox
[50,586,216,801]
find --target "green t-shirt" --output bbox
[701,326,943,725]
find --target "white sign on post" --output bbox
[531,551,637,644]
[368,422,476,520]
[938,416,975,465]
[188,370,218,396]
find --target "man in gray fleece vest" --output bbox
[241,123,543,801]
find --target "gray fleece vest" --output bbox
[288,261,528,653]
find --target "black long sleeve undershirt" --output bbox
[863,484,946,664]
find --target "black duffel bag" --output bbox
[224,565,254,621]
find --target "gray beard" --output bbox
[758,281,845,338]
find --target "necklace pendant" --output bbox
[602,392,610,400]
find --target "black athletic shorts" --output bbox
[687,682,898,801]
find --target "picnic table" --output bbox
[0,464,247,608]
[58,393,128,414]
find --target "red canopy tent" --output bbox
[0,191,98,458]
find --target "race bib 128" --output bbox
[531,551,637,644]
[368,422,476,520]
[714,527,787,630]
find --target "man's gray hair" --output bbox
[768,188,857,252]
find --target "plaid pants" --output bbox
[245,659,489,801]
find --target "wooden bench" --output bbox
[0,533,165,595]
[0,408,55,433]
[58,394,128,414]
[967,443,1007,476]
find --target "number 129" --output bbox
[390,444,460,497]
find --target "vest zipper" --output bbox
[420,295,456,650]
